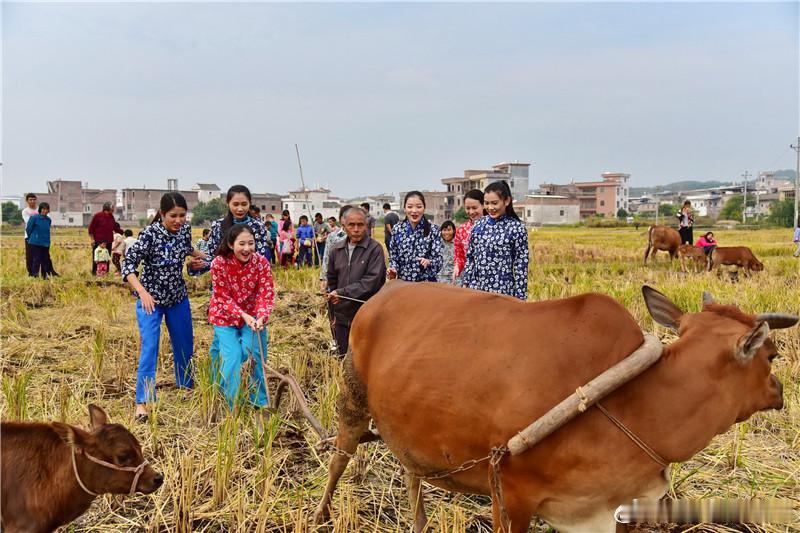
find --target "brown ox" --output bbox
[314,282,796,533]
[709,246,764,275]
[1,405,162,533]
[643,225,681,263]
[678,244,708,273]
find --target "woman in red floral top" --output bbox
[208,225,275,410]
[453,189,485,282]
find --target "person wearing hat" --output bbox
[88,201,122,275]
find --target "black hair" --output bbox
[150,192,188,225]
[249,205,261,215]
[282,219,292,232]
[314,212,323,219]
[124,229,134,237]
[38,202,50,213]
[221,185,253,238]
[441,220,456,233]
[202,228,211,237]
[360,202,370,212]
[403,191,431,236]
[299,215,309,223]
[464,188,487,217]
[216,224,255,258]
[382,203,391,210]
[338,204,353,220]
[282,209,290,217]
[25,193,37,200]
[328,216,337,224]
[484,181,520,221]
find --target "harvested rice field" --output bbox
[1,225,798,532]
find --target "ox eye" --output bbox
[117,453,131,465]
[768,354,779,363]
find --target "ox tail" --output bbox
[338,351,370,427]
[644,225,654,263]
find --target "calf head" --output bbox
[750,257,764,271]
[52,405,163,495]
[643,286,796,423]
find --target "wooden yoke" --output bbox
[507,333,663,456]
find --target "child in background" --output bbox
[123,229,137,254]
[296,215,315,268]
[208,225,274,411]
[279,218,295,269]
[94,242,111,277]
[111,231,125,275]
[437,220,456,284]
[196,229,211,255]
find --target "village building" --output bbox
[281,187,342,222]
[192,183,223,203]
[518,195,580,225]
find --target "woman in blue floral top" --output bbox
[122,193,206,420]
[388,191,443,282]
[461,181,529,300]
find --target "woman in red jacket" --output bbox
[208,225,275,410]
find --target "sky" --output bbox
[2,2,799,199]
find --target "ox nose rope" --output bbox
[71,448,149,497]
[318,293,367,304]
[594,402,669,469]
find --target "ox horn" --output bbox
[755,313,799,330]
[702,291,714,307]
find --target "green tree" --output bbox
[616,207,629,219]
[191,198,228,225]
[766,198,795,227]
[2,202,23,225]
[657,203,677,218]
[454,207,468,223]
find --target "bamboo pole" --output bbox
[507,333,663,456]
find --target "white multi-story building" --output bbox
[282,187,341,222]
[192,183,223,203]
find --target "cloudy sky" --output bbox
[2,2,798,198]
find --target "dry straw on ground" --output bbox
[1,226,798,532]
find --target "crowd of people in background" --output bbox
[15,180,800,420]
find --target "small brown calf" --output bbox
[1,405,162,533]
[678,244,708,273]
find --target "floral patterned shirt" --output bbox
[122,222,195,308]
[453,218,474,274]
[437,240,456,284]
[320,228,346,281]
[208,253,275,327]
[388,219,443,282]
[191,215,270,275]
[460,215,529,300]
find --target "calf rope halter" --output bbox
[71,447,149,497]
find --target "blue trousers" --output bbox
[214,325,269,409]
[135,297,194,404]
[297,245,313,267]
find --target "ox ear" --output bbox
[735,321,770,363]
[642,286,683,332]
[702,291,714,307]
[52,422,91,449]
[88,404,108,429]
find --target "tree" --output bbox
[191,198,228,226]
[766,199,795,228]
[2,202,23,225]
[616,208,629,219]
[454,207,468,223]
[657,203,677,218]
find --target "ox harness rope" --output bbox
[71,447,149,497]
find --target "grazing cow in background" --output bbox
[678,244,708,273]
[709,246,764,275]
[314,281,797,533]
[1,404,162,533]
[644,225,681,263]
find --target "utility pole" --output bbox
[741,171,750,224]
[791,137,800,229]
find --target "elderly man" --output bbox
[326,207,386,357]
[88,201,122,275]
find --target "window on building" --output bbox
[68,217,74,223]
[560,209,564,216]
[600,200,605,207]
[284,203,288,210]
